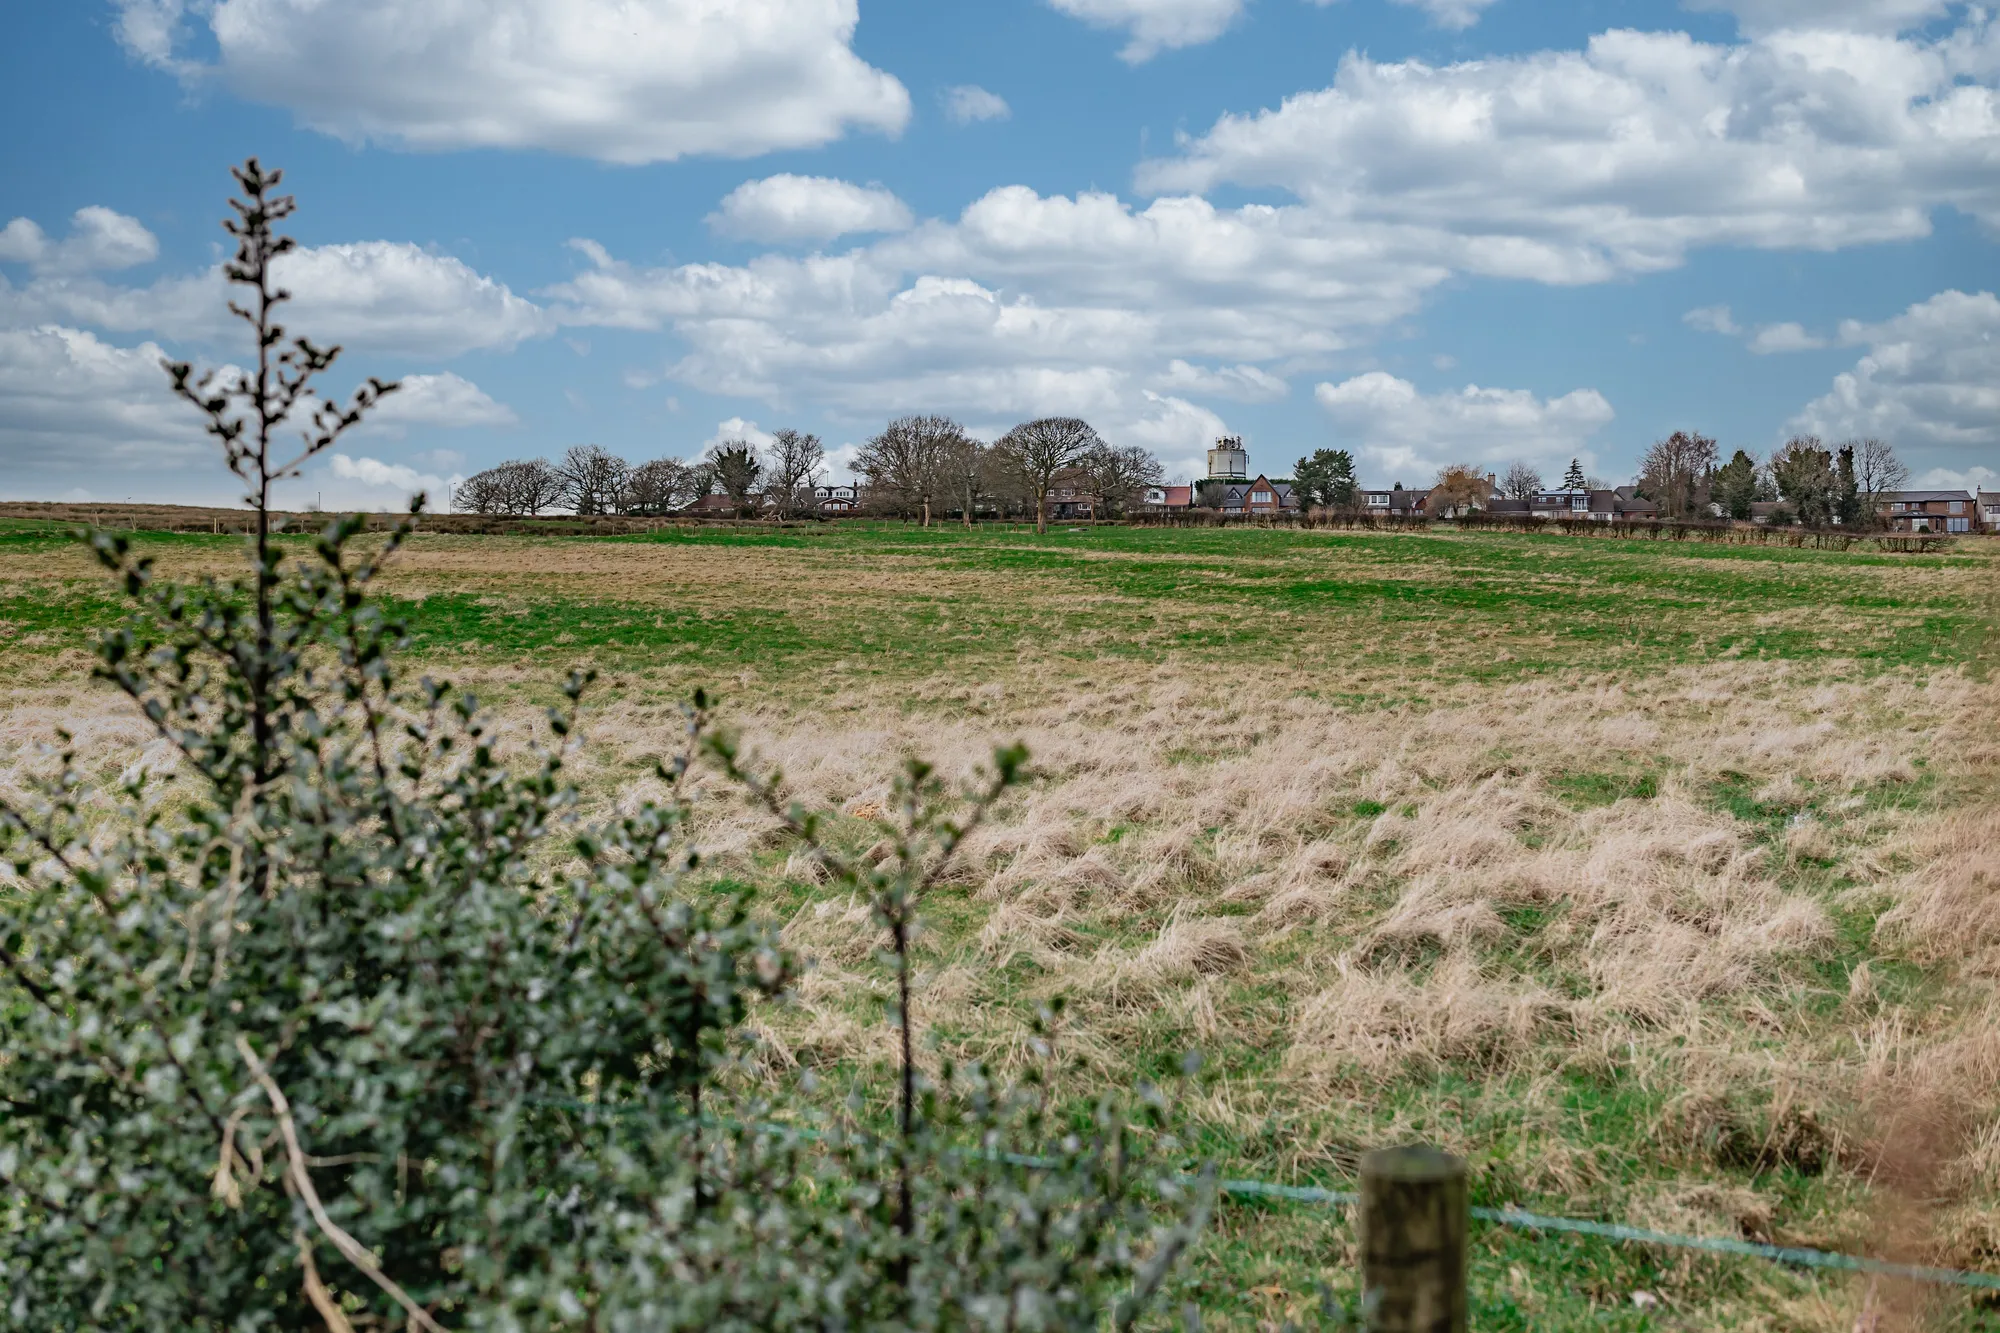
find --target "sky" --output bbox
[1,0,1997,510]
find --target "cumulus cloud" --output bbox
[1684,305,1743,335]
[1152,359,1289,401]
[708,176,914,244]
[1,234,550,358]
[0,208,159,275]
[1747,321,1827,353]
[1791,289,2000,451]
[365,373,518,432]
[279,453,463,513]
[1683,0,1951,36]
[1045,0,1246,62]
[1139,22,2000,278]
[0,325,211,470]
[114,0,910,163]
[942,85,1011,124]
[1380,0,1504,31]
[1912,463,2000,490]
[1314,372,1615,480]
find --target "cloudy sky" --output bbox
[2,0,1996,508]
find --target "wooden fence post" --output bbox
[1359,1145,1468,1333]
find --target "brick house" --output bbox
[1878,490,1977,533]
[1218,475,1297,515]
[1140,484,1194,512]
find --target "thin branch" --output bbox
[235,1036,445,1333]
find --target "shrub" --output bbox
[0,160,1205,1331]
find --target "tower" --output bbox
[1207,435,1249,481]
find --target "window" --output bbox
[1949,501,1964,514]
[1571,497,1588,511]
[1252,490,1273,503]
[1368,494,1389,506]
[1949,517,1970,533]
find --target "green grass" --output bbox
[6,521,1998,1329]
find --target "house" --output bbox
[1979,492,2000,530]
[1218,475,1297,514]
[684,493,743,517]
[1877,490,1976,534]
[1362,486,1426,517]
[1590,489,1658,521]
[811,483,860,516]
[1047,472,1096,520]
[1140,485,1194,512]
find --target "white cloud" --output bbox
[1153,359,1290,401]
[2,235,550,358]
[1381,0,1504,31]
[115,0,910,164]
[1314,372,1616,480]
[0,208,159,274]
[365,373,518,432]
[1747,321,1827,352]
[1139,22,2000,278]
[1912,463,2000,490]
[1684,0,1951,37]
[943,85,1011,125]
[1045,0,1246,62]
[1684,304,1743,335]
[0,325,211,470]
[708,176,914,244]
[1791,289,2000,450]
[287,453,461,513]
[702,417,776,454]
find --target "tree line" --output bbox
[456,415,1169,535]
[1629,431,1909,525]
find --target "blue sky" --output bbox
[1,0,1996,508]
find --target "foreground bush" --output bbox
[0,161,1203,1331]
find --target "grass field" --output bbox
[4,517,1999,1330]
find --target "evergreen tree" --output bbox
[1713,449,1761,521]
[1294,448,1359,509]
[1562,458,1587,491]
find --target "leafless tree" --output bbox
[1080,443,1165,520]
[856,415,965,525]
[1847,437,1908,526]
[1637,430,1718,520]
[990,417,1104,534]
[621,457,704,515]
[1193,479,1228,511]
[556,445,628,515]
[455,458,563,516]
[1428,463,1491,517]
[761,429,826,520]
[944,434,988,527]
[1500,460,1542,500]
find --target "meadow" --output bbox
[3,516,1998,1330]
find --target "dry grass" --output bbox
[5,523,1997,1329]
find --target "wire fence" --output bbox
[530,1098,2000,1294]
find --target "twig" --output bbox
[235,1036,444,1333]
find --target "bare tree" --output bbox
[455,458,562,516]
[710,442,763,517]
[1637,430,1718,520]
[1079,443,1164,520]
[762,429,825,520]
[856,415,965,526]
[1501,460,1543,500]
[556,445,628,516]
[990,417,1104,534]
[1427,463,1491,517]
[1193,479,1228,511]
[622,457,704,515]
[944,434,988,527]
[1847,437,1908,527]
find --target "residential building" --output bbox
[811,483,860,516]
[1878,490,1976,533]
[1140,485,1194,512]
[1362,486,1426,517]
[1218,475,1298,514]
[1979,492,2000,529]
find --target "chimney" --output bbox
[1487,473,1497,492]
